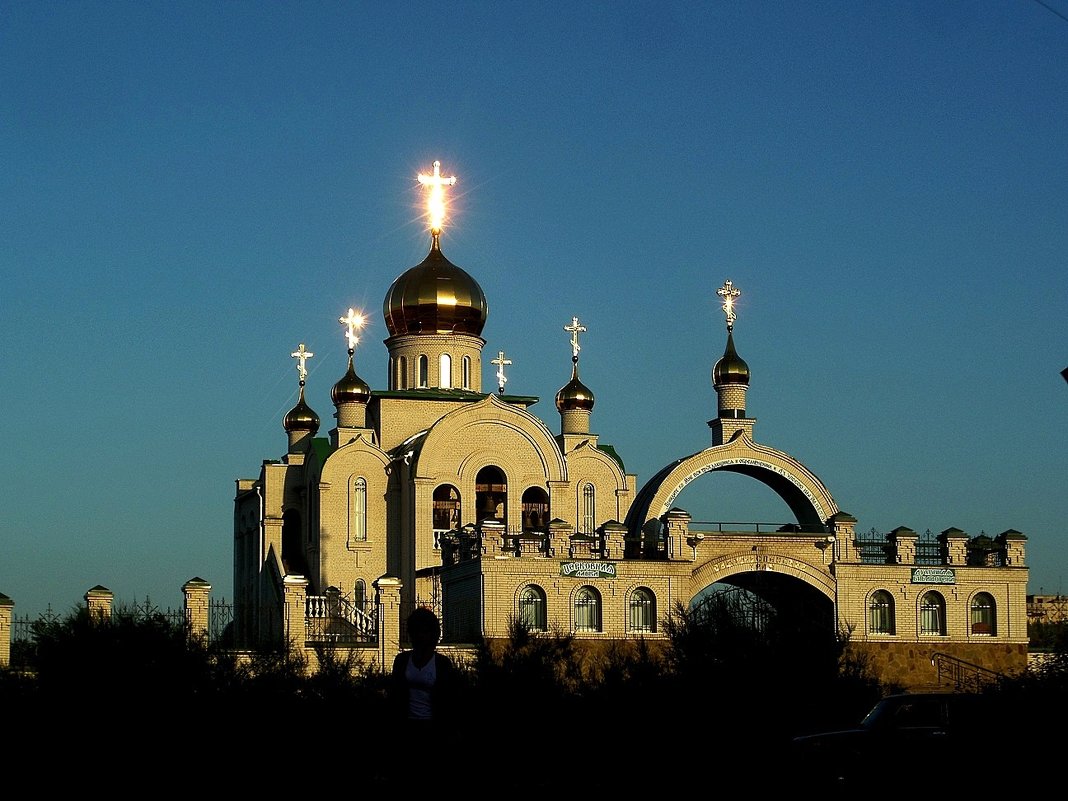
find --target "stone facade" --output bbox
[232,190,1031,692]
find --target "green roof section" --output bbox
[311,437,334,463]
[597,443,626,472]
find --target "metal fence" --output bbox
[11,597,234,648]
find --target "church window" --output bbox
[581,483,596,534]
[281,509,307,577]
[432,484,461,549]
[521,486,549,532]
[354,579,367,613]
[398,356,408,389]
[418,355,429,388]
[869,590,895,634]
[971,592,996,636]
[920,591,947,636]
[439,353,452,388]
[519,585,547,632]
[352,477,367,542]
[476,466,507,523]
[574,586,602,632]
[462,356,471,389]
[628,588,655,633]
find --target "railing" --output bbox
[305,593,377,644]
[688,521,830,534]
[931,652,1004,692]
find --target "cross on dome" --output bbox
[291,343,314,385]
[417,160,457,236]
[491,350,512,395]
[564,316,587,361]
[717,280,740,332]
[339,307,365,353]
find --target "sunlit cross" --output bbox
[291,342,314,384]
[717,279,740,331]
[417,160,457,235]
[564,316,587,361]
[491,350,512,395]
[339,307,365,353]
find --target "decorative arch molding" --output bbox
[319,433,391,483]
[419,395,567,482]
[626,431,839,536]
[689,551,836,602]
[566,439,628,486]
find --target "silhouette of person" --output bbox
[389,607,460,728]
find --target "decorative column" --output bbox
[547,518,573,558]
[182,577,212,643]
[0,593,12,668]
[940,528,970,566]
[375,577,403,673]
[282,575,309,654]
[829,512,858,563]
[85,585,113,623]
[662,507,692,560]
[600,520,627,560]
[889,527,918,565]
[479,518,506,557]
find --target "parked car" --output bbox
[788,691,1010,791]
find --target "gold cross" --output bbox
[491,350,512,395]
[417,160,457,234]
[339,307,365,353]
[564,316,587,360]
[717,280,740,331]
[291,342,314,384]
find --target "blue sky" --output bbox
[2,1,1066,619]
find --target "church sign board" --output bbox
[561,561,617,579]
[911,567,955,585]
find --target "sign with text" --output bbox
[560,561,617,579]
[911,567,956,585]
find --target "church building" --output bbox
[233,161,1030,689]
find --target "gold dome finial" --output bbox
[418,160,457,240]
[717,279,740,332]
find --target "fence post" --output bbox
[85,586,113,623]
[282,575,308,654]
[374,576,403,673]
[0,593,12,668]
[182,577,212,643]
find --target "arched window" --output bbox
[574,586,602,632]
[352,477,367,542]
[920,591,947,636]
[628,588,655,633]
[439,354,452,388]
[519,585,547,632]
[354,579,367,613]
[476,466,507,523]
[432,485,461,549]
[971,592,996,636]
[388,357,394,390]
[462,355,471,389]
[522,486,549,532]
[417,355,429,388]
[869,590,895,634]
[581,483,596,534]
[398,356,408,389]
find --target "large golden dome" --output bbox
[383,240,488,337]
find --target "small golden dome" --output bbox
[556,362,595,411]
[383,240,488,337]
[712,331,750,386]
[331,354,371,405]
[283,386,320,433]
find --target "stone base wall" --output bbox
[846,639,1028,692]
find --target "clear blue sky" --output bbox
[2,1,1066,619]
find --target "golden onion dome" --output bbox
[383,240,488,337]
[331,354,371,406]
[712,331,750,386]
[556,362,595,411]
[283,386,320,433]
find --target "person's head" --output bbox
[407,606,441,649]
